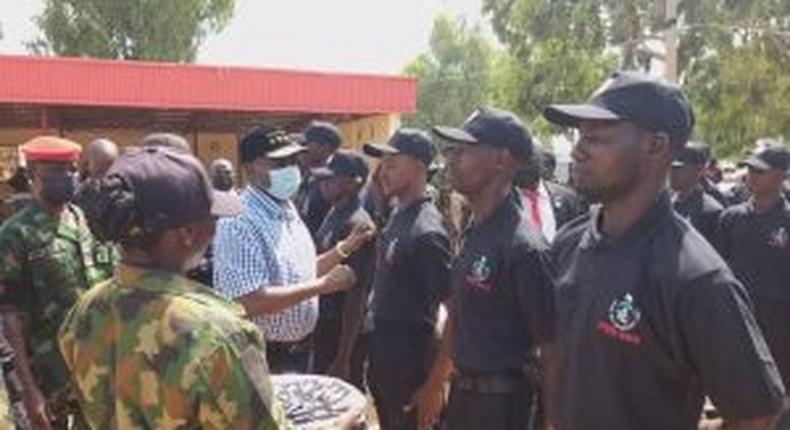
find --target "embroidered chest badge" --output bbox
[597,293,643,346]
[767,227,788,249]
[465,255,494,292]
[609,293,641,331]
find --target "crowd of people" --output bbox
[0,70,785,430]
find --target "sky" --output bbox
[0,0,487,75]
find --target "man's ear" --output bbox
[646,131,673,162]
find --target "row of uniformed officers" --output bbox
[0,71,786,430]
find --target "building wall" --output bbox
[337,113,401,149]
[0,113,401,188]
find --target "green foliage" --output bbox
[686,40,790,158]
[477,0,790,157]
[402,14,497,130]
[28,0,236,62]
[481,0,616,138]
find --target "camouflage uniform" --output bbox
[0,201,116,427]
[59,264,293,430]
[0,365,13,430]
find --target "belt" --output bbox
[453,370,529,395]
[267,336,313,355]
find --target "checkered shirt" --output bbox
[213,186,318,342]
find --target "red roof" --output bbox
[0,55,416,114]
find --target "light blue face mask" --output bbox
[266,165,302,200]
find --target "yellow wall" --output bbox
[194,132,238,168]
[0,113,402,181]
[63,128,150,150]
[337,114,401,149]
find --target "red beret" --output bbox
[21,136,82,163]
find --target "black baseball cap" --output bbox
[672,142,710,167]
[543,71,695,147]
[305,121,342,149]
[240,126,306,164]
[364,128,436,167]
[107,146,242,235]
[312,150,370,182]
[739,145,790,171]
[432,107,534,158]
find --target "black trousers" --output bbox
[314,317,342,374]
[753,299,790,430]
[314,317,370,391]
[368,332,437,430]
[267,336,314,374]
[444,374,535,430]
[348,332,370,391]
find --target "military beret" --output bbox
[21,136,82,163]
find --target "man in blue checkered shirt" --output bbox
[214,126,375,373]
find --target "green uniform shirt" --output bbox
[59,264,292,430]
[0,201,115,397]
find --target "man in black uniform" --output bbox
[295,121,343,235]
[413,108,556,430]
[361,129,452,430]
[717,144,790,426]
[311,150,375,389]
[543,71,784,430]
[670,142,724,244]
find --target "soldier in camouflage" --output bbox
[0,136,116,429]
[58,145,294,429]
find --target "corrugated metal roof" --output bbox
[0,55,417,114]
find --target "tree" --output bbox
[28,0,236,62]
[685,40,790,157]
[681,0,790,157]
[481,0,617,136]
[402,14,498,130]
[482,0,790,157]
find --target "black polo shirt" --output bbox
[551,192,784,430]
[452,193,555,373]
[370,197,451,335]
[672,187,723,244]
[315,197,375,321]
[296,176,332,236]
[717,198,790,301]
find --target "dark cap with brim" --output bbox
[364,128,436,167]
[305,121,342,149]
[432,107,534,158]
[311,150,369,181]
[543,104,622,126]
[672,142,709,168]
[108,147,241,235]
[240,126,306,163]
[543,71,695,147]
[739,145,790,171]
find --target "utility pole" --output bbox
[664,0,679,82]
